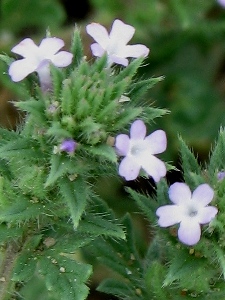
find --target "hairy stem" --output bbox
[0,242,20,300]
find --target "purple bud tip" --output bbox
[60,139,77,154]
[218,171,225,181]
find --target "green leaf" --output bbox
[179,136,203,187]
[12,252,37,282]
[38,255,92,300]
[0,224,23,244]
[12,235,42,282]
[126,187,157,222]
[45,155,71,187]
[97,278,138,299]
[208,128,225,179]
[79,214,125,239]
[70,25,84,67]
[163,248,211,292]
[59,177,89,229]
[0,137,43,160]
[87,144,117,163]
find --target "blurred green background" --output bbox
[1,0,225,299]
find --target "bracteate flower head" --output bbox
[156,182,218,246]
[115,119,167,181]
[86,19,149,67]
[9,37,73,91]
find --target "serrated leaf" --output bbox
[0,137,43,160]
[12,252,37,282]
[79,214,125,239]
[59,177,89,229]
[87,144,117,163]
[70,25,84,67]
[126,187,157,222]
[14,98,46,122]
[179,136,203,187]
[38,255,92,300]
[45,155,70,187]
[12,235,42,282]
[163,249,211,292]
[208,128,225,178]
[97,278,138,299]
[0,224,23,244]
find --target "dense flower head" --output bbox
[115,119,167,181]
[86,19,149,67]
[156,182,218,246]
[60,139,77,154]
[9,37,73,91]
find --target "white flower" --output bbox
[86,19,149,67]
[156,182,218,246]
[115,119,167,181]
[9,37,73,91]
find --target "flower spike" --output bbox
[86,19,149,67]
[115,119,167,181]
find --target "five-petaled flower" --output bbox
[86,19,149,67]
[9,37,73,91]
[156,182,218,246]
[60,139,77,154]
[115,119,167,181]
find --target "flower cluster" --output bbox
[7,19,219,249]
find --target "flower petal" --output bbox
[141,155,166,182]
[118,156,140,180]
[197,206,218,224]
[192,184,214,206]
[11,38,38,58]
[90,43,105,57]
[178,219,201,245]
[145,130,167,154]
[86,23,109,49]
[115,134,130,156]
[109,19,135,46]
[130,120,146,140]
[109,55,128,66]
[169,182,191,205]
[39,37,64,56]
[51,51,73,67]
[119,44,149,58]
[156,205,182,227]
[9,59,36,82]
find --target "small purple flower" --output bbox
[218,0,225,8]
[86,19,149,67]
[218,171,225,181]
[60,139,77,154]
[156,182,218,246]
[9,37,73,91]
[115,119,167,181]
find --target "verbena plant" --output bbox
[0,18,224,300]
